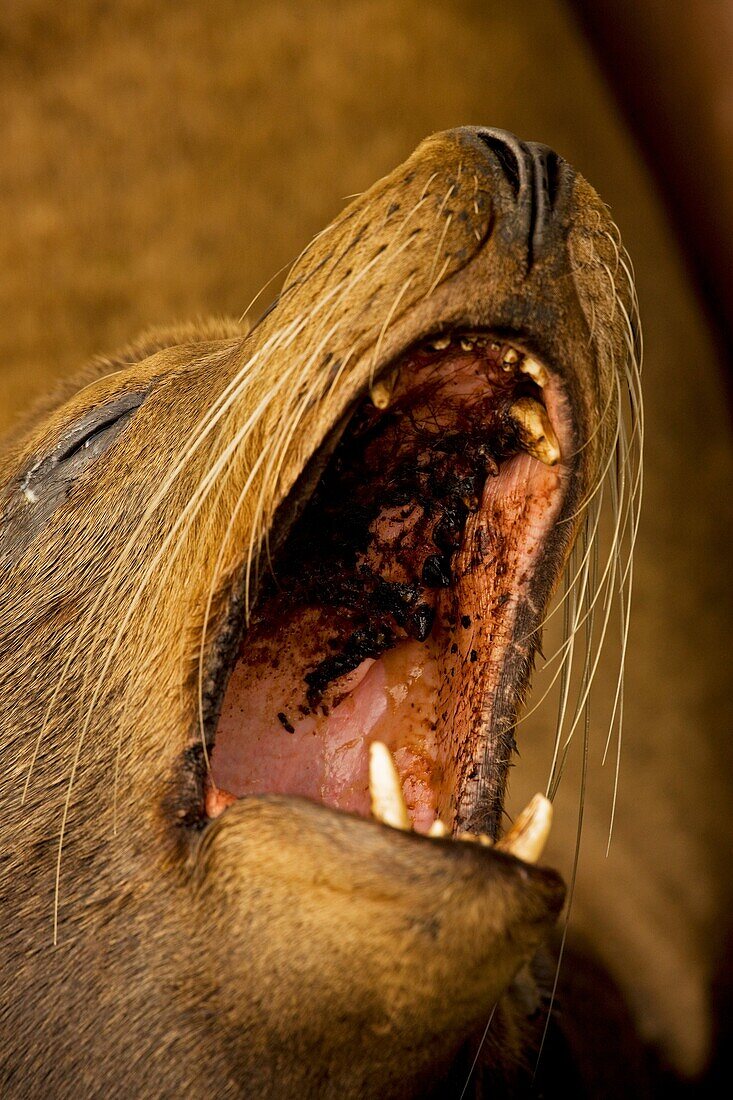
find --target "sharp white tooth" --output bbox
[508,397,561,466]
[520,356,548,388]
[369,742,412,831]
[369,368,399,410]
[427,334,451,351]
[496,794,553,864]
[428,818,448,838]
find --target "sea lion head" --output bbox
[0,128,640,1096]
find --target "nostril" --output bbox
[542,150,563,209]
[470,128,571,266]
[476,132,521,198]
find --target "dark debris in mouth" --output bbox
[264,334,552,704]
[200,329,568,839]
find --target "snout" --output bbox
[440,126,574,269]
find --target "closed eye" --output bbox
[56,406,139,468]
[19,391,147,506]
[3,391,148,563]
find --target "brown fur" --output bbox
[0,127,634,1095]
[2,1,732,1092]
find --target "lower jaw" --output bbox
[207,333,571,837]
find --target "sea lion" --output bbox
[0,127,641,1096]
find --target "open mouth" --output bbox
[206,330,573,844]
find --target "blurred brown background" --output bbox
[1,0,731,1087]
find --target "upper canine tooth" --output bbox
[520,356,548,388]
[369,742,412,831]
[428,818,448,838]
[496,793,553,864]
[427,334,451,351]
[369,367,399,410]
[508,397,561,466]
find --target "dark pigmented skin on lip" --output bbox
[0,128,632,1097]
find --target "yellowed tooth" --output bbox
[369,742,412,831]
[502,346,520,370]
[496,793,553,864]
[456,830,494,847]
[369,367,399,410]
[428,333,451,351]
[460,336,476,352]
[508,397,561,466]
[428,818,448,838]
[520,356,548,388]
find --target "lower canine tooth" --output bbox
[369,742,412,831]
[508,397,561,466]
[496,793,553,864]
[369,368,399,410]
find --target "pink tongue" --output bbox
[210,640,441,833]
